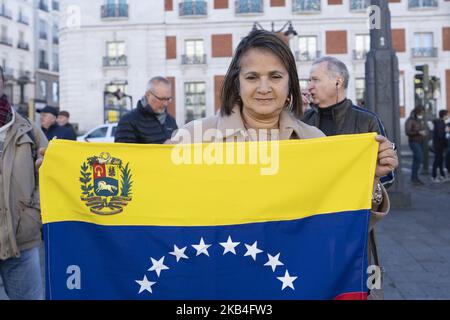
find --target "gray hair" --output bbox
[146,76,171,92]
[312,56,350,89]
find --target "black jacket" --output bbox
[302,99,385,136]
[114,100,178,144]
[302,99,394,185]
[42,123,76,141]
[432,118,447,149]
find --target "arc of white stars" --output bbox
[169,245,189,262]
[277,270,298,290]
[135,275,156,294]
[264,253,284,272]
[219,236,240,255]
[192,237,211,256]
[148,256,169,277]
[244,241,263,261]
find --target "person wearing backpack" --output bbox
[0,67,48,299]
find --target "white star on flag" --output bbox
[135,275,156,294]
[244,241,263,261]
[192,237,211,256]
[219,236,240,255]
[148,256,169,277]
[264,253,284,272]
[277,270,298,290]
[169,245,189,262]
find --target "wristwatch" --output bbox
[372,182,383,206]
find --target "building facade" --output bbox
[34,0,60,111]
[0,0,59,116]
[59,0,450,138]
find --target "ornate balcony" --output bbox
[182,54,207,65]
[179,1,207,17]
[101,4,129,19]
[235,0,263,15]
[292,0,321,13]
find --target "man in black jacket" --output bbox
[115,77,178,144]
[302,56,394,186]
[431,109,449,182]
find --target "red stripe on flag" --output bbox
[334,292,368,300]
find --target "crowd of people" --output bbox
[1,29,447,300]
[405,107,450,185]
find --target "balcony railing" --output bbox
[0,36,13,46]
[411,47,438,58]
[39,61,49,70]
[3,67,14,79]
[353,49,368,60]
[182,54,207,65]
[179,1,207,17]
[235,0,263,14]
[295,50,321,62]
[350,0,370,11]
[18,70,31,80]
[101,4,129,19]
[53,37,59,45]
[103,55,128,67]
[18,41,30,51]
[292,0,321,13]
[39,32,48,40]
[52,64,59,72]
[39,1,49,12]
[18,14,30,25]
[0,5,13,19]
[408,0,438,9]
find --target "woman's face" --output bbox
[238,48,289,119]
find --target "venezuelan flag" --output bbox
[40,133,378,300]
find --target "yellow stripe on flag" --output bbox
[40,133,378,226]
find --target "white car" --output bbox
[77,123,118,143]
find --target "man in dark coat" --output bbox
[114,77,178,144]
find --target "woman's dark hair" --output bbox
[438,109,448,119]
[220,30,302,118]
[412,106,425,117]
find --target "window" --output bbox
[39,19,47,39]
[104,41,127,66]
[297,36,318,62]
[52,82,59,102]
[355,78,365,106]
[185,82,206,123]
[183,40,205,64]
[179,0,207,17]
[102,0,129,18]
[350,0,370,11]
[235,0,264,14]
[292,0,321,12]
[408,0,438,9]
[107,41,125,57]
[412,32,437,57]
[87,127,108,139]
[354,34,370,60]
[40,80,47,98]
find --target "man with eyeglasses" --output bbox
[115,76,178,144]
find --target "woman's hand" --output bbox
[375,135,398,178]
[35,147,47,170]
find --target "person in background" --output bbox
[0,66,48,300]
[405,106,427,185]
[114,76,178,144]
[39,106,76,141]
[57,110,77,140]
[431,109,449,182]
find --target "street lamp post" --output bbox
[251,20,298,38]
[365,0,411,207]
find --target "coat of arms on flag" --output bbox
[79,152,133,215]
